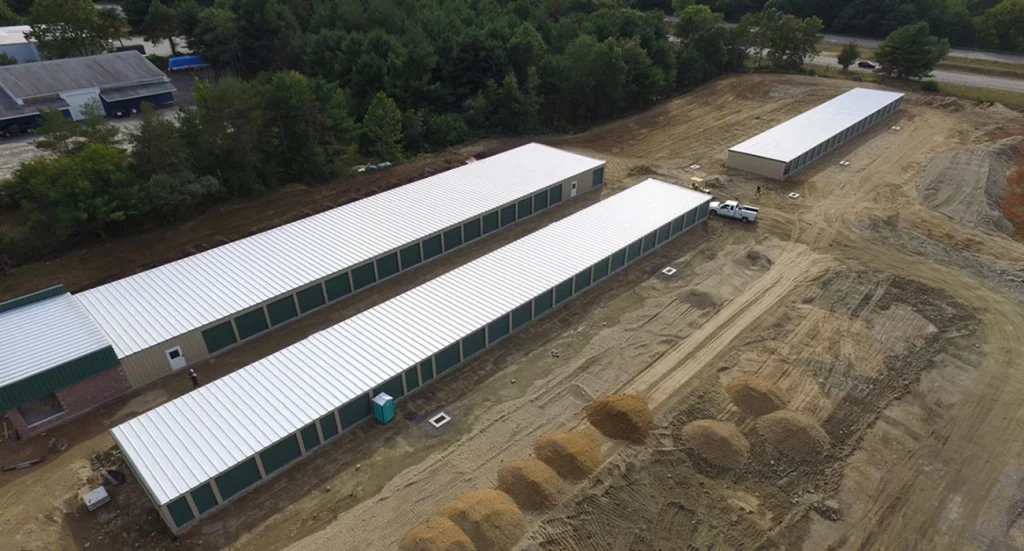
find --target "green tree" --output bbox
[739,9,822,70]
[27,0,111,58]
[0,52,16,66]
[0,1,20,25]
[141,172,221,221]
[130,103,185,180]
[188,8,241,70]
[975,0,1024,51]
[34,103,119,155]
[875,22,950,78]
[674,4,736,81]
[363,92,403,161]
[507,23,547,84]
[141,0,180,55]
[837,41,860,70]
[97,7,130,47]
[402,109,426,153]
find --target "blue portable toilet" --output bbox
[372,392,395,424]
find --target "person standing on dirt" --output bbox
[189,369,200,389]
[756,185,762,197]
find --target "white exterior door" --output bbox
[571,180,578,198]
[165,346,187,370]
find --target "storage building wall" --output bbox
[114,160,604,387]
[111,180,709,533]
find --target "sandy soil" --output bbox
[4,73,1024,551]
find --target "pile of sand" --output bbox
[497,459,562,510]
[756,410,830,460]
[724,377,786,417]
[585,394,653,443]
[679,420,750,469]
[534,431,602,480]
[399,516,476,551]
[439,489,525,551]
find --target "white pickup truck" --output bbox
[709,200,759,223]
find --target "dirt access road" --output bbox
[3,74,1024,551]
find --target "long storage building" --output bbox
[110,179,713,532]
[726,87,904,180]
[2,143,603,438]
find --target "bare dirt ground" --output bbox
[3,73,1024,551]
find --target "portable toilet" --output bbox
[372,392,395,424]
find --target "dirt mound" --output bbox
[497,459,562,510]
[724,377,786,417]
[756,410,830,460]
[439,489,525,551]
[679,420,750,469]
[679,287,717,310]
[399,516,476,551]
[916,136,1023,234]
[742,249,773,270]
[586,394,653,443]
[534,432,602,480]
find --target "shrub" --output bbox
[920,80,939,92]
[146,54,169,71]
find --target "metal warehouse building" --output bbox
[75,144,604,389]
[110,179,712,532]
[726,88,904,180]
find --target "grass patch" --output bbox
[818,42,1024,78]
[936,82,1024,109]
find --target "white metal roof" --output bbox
[728,88,904,163]
[110,179,711,506]
[0,293,113,388]
[78,143,604,358]
[0,25,31,46]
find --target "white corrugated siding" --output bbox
[77,143,604,358]
[0,293,113,387]
[110,179,711,506]
[729,88,904,162]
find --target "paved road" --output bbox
[820,33,1024,65]
[808,55,1024,94]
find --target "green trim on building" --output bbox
[376,252,400,281]
[400,244,422,270]
[684,209,696,228]
[517,197,533,219]
[574,268,592,293]
[462,328,486,358]
[555,279,573,304]
[320,412,340,441]
[533,191,549,212]
[422,235,443,261]
[234,308,269,341]
[593,257,610,282]
[443,227,463,252]
[642,231,657,253]
[0,284,67,314]
[404,366,420,392]
[339,394,371,429]
[500,205,516,227]
[670,216,683,236]
[487,315,510,344]
[627,240,642,262]
[215,458,261,501]
[698,202,709,219]
[511,302,532,331]
[611,248,627,272]
[482,212,499,235]
[435,343,461,374]
[296,284,326,314]
[657,223,671,245]
[374,375,404,399]
[593,166,605,187]
[202,321,237,354]
[549,185,563,205]
[533,289,553,316]
[351,262,377,291]
[266,296,298,327]
[190,483,218,515]
[261,436,302,476]
[324,272,352,302]
[301,423,321,452]
[419,358,434,383]
[463,218,482,243]
[0,346,119,411]
[167,496,195,528]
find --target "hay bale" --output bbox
[439,489,525,551]
[724,377,786,417]
[680,420,750,469]
[585,394,653,443]
[534,431,602,480]
[497,459,562,510]
[756,410,830,460]
[399,516,476,551]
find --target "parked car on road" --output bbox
[857,60,877,69]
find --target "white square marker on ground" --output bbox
[429,413,451,429]
[661,267,678,276]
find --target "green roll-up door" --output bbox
[266,296,298,327]
[419,359,435,383]
[593,257,610,282]
[190,483,218,515]
[435,343,461,374]
[500,205,516,227]
[339,394,371,429]
[642,231,657,253]
[533,191,549,211]
[296,284,326,314]
[657,223,671,245]
[351,262,377,291]
[487,315,510,345]
[167,496,195,528]
[511,302,532,331]
[574,268,592,293]
[462,328,486,358]
[320,413,340,441]
[684,210,696,228]
[404,366,420,392]
[235,308,269,341]
[627,240,642,262]
[202,321,237,354]
[422,235,443,260]
[482,212,499,235]
[611,248,627,272]
[533,289,553,316]
[594,166,605,187]
[463,218,482,243]
[670,216,683,236]
[376,252,400,281]
[555,279,573,304]
[301,423,321,452]
[215,458,262,501]
[549,185,563,205]
[374,374,404,399]
[443,227,463,251]
[400,244,422,269]
[517,198,533,219]
[698,202,709,220]
[260,435,302,475]
[325,272,352,301]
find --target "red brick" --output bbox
[3,366,132,439]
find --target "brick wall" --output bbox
[3,366,132,439]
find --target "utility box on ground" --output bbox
[372,393,395,424]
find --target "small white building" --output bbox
[0,25,39,63]
[727,88,904,180]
